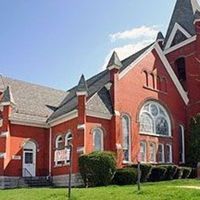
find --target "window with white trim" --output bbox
[158,144,164,163]
[149,143,156,163]
[139,101,171,136]
[122,115,131,162]
[166,144,172,163]
[93,128,104,151]
[56,135,63,149]
[179,125,185,163]
[140,142,146,162]
[65,132,72,147]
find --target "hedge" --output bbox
[182,167,192,179]
[189,168,197,178]
[149,166,167,182]
[79,151,116,187]
[132,164,152,182]
[113,168,137,185]
[159,165,177,180]
[174,167,184,179]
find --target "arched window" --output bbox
[139,101,171,136]
[93,128,104,151]
[122,115,131,162]
[143,71,149,87]
[175,57,186,81]
[65,132,72,147]
[140,141,146,163]
[149,143,156,163]
[55,135,63,149]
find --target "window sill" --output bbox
[143,86,167,94]
[122,161,133,165]
[54,163,70,168]
[140,132,172,138]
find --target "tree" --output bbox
[188,113,200,166]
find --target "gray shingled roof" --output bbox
[164,0,200,47]
[156,32,164,41]
[0,76,67,123]
[107,51,123,69]
[77,74,88,93]
[86,87,113,115]
[48,43,154,122]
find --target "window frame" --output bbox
[179,125,185,164]
[139,101,171,137]
[158,144,165,163]
[140,141,147,163]
[166,144,172,163]
[149,142,156,163]
[93,128,104,151]
[121,114,132,163]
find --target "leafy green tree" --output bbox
[188,113,200,166]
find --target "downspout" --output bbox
[48,126,52,177]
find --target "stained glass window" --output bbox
[122,115,131,162]
[93,128,104,151]
[139,101,171,136]
[149,143,156,163]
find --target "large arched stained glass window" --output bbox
[139,101,171,136]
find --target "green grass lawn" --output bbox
[0,179,200,200]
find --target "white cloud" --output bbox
[110,25,158,42]
[102,39,154,70]
[101,25,159,70]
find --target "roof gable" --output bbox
[164,0,200,48]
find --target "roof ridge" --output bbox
[0,74,66,93]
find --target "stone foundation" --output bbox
[52,173,84,187]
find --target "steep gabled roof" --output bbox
[0,86,15,104]
[164,0,200,47]
[156,32,165,41]
[77,74,88,93]
[107,51,123,69]
[0,76,66,123]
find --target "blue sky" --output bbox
[0,0,176,90]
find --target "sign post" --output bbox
[137,153,141,192]
[67,143,73,200]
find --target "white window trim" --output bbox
[165,23,192,50]
[122,114,132,163]
[55,135,63,149]
[166,144,172,163]
[55,135,63,166]
[140,141,147,163]
[158,144,165,163]
[64,132,73,164]
[139,101,172,137]
[93,128,104,151]
[179,125,185,164]
[149,143,156,163]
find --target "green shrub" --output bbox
[189,168,197,178]
[132,164,152,182]
[182,167,192,179]
[174,167,184,179]
[159,165,177,180]
[79,151,116,187]
[113,168,137,185]
[149,166,167,182]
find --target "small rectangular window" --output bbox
[158,144,164,163]
[140,142,146,162]
[149,143,156,163]
[166,144,172,163]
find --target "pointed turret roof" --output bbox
[0,86,15,104]
[76,74,88,95]
[164,0,200,47]
[194,10,200,21]
[107,51,122,70]
[156,32,164,41]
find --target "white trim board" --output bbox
[164,36,196,54]
[118,42,189,105]
[165,23,192,50]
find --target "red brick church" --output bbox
[0,0,200,188]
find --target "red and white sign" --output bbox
[55,148,70,162]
